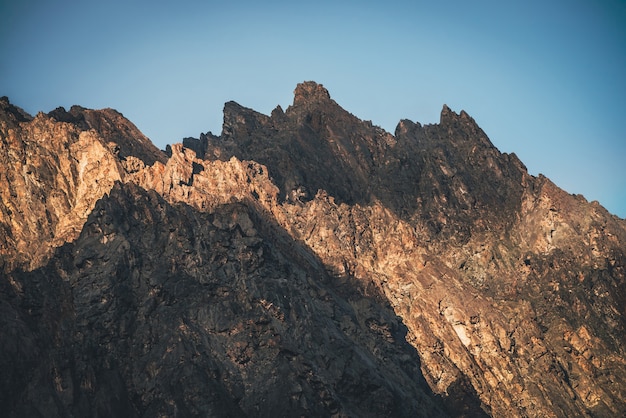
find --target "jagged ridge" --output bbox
[0,83,625,417]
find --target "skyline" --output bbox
[1,0,625,218]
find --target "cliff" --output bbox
[0,83,624,417]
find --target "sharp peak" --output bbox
[222,100,269,122]
[440,104,474,124]
[293,81,332,106]
[0,96,33,122]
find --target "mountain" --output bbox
[0,83,624,417]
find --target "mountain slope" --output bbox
[2,182,452,417]
[1,83,625,417]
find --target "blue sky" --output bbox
[1,0,625,218]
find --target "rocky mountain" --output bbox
[0,82,624,417]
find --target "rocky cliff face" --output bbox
[0,83,625,417]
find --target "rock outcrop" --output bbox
[1,83,624,417]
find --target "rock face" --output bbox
[1,83,625,417]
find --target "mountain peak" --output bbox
[293,81,331,106]
[0,95,33,123]
[440,103,456,123]
[440,104,477,125]
[2,87,626,417]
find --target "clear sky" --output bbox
[1,0,625,218]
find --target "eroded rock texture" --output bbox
[0,83,625,417]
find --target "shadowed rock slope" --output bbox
[1,83,625,417]
[1,183,448,417]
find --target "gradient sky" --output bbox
[1,0,625,218]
